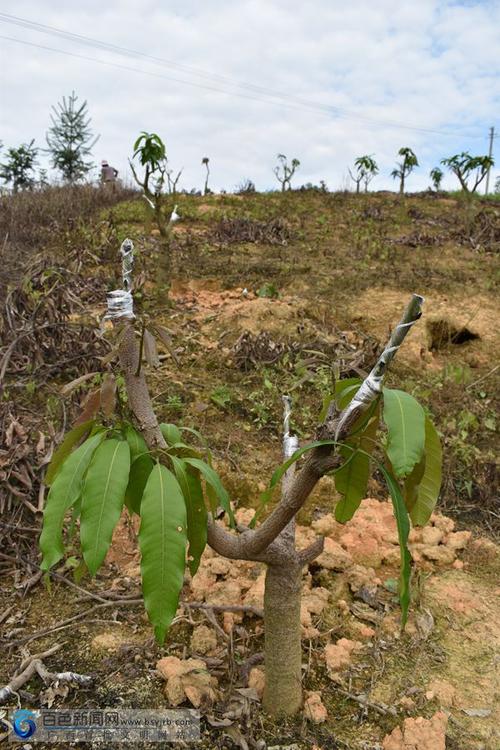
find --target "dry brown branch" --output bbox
[0,644,92,704]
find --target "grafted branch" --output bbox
[116,294,424,564]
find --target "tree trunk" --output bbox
[262,560,303,716]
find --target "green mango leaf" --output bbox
[160,423,182,446]
[139,463,187,643]
[378,464,412,627]
[40,431,106,571]
[165,442,203,459]
[80,439,131,576]
[335,413,379,523]
[382,388,425,478]
[319,378,361,421]
[184,457,235,528]
[410,417,442,526]
[45,420,95,486]
[170,456,208,576]
[336,379,362,410]
[403,455,426,513]
[125,424,148,461]
[125,453,154,515]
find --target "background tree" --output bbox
[274,154,300,191]
[202,157,210,195]
[349,154,378,193]
[441,152,494,193]
[430,167,444,191]
[0,140,38,192]
[494,176,500,194]
[130,132,179,283]
[46,91,99,183]
[391,147,418,194]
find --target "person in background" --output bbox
[100,160,118,185]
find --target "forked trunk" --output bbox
[262,560,303,716]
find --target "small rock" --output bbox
[446,530,471,551]
[243,571,266,609]
[382,710,448,750]
[427,679,456,707]
[346,564,378,591]
[316,538,353,570]
[156,656,218,707]
[304,691,328,723]
[234,507,255,527]
[248,667,265,699]
[431,514,455,533]
[324,638,362,676]
[301,586,330,627]
[420,545,456,564]
[223,612,236,633]
[206,557,231,576]
[398,696,416,711]
[90,633,127,654]
[190,624,217,655]
[353,623,376,640]
[470,537,498,561]
[311,513,337,536]
[452,559,464,570]
[421,526,443,546]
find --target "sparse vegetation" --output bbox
[1,179,498,749]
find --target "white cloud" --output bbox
[0,0,498,192]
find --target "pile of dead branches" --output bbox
[388,231,446,248]
[0,252,108,390]
[461,207,500,253]
[213,217,292,245]
[231,328,379,375]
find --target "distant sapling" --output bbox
[391,147,418,194]
[274,154,300,192]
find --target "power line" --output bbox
[0,12,486,140]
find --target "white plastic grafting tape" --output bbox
[282,395,299,459]
[105,238,136,320]
[334,294,424,440]
[170,204,180,223]
[105,289,134,320]
[120,238,134,291]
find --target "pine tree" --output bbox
[0,140,38,192]
[46,92,99,182]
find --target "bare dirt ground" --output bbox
[1,188,499,749]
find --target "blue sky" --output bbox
[0,0,499,192]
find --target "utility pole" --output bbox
[485,126,495,195]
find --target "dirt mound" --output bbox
[351,287,498,368]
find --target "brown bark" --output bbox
[262,560,303,715]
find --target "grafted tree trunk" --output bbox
[262,559,303,715]
[114,292,424,720]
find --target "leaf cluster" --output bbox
[441,151,494,193]
[40,419,232,643]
